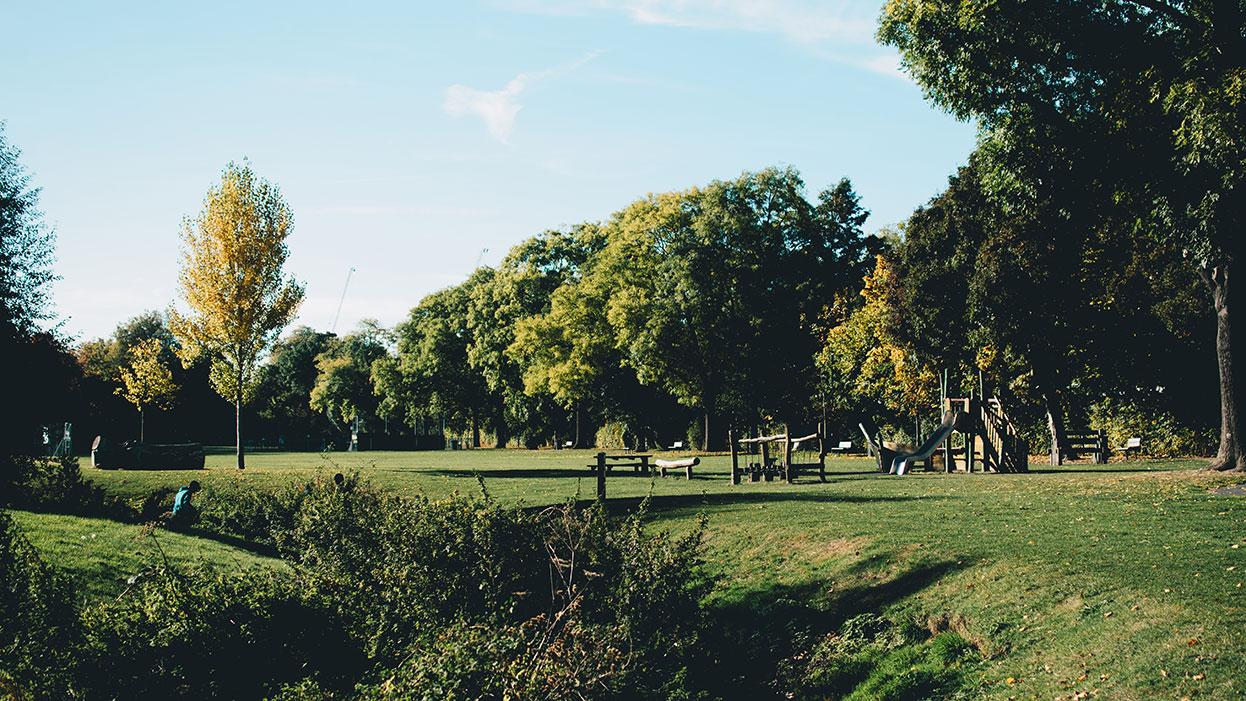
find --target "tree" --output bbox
[880,0,1246,469]
[819,255,937,433]
[255,326,336,447]
[468,227,601,447]
[597,168,877,448]
[382,276,493,448]
[0,124,65,470]
[116,338,177,442]
[310,321,390,440]
[169,162,305,469]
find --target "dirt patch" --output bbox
[924,611,994,657]
[1212,483,1246,497]
[785,534,871,564]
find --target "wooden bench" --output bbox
[655,457,699,479]
[1054,430,1107,465]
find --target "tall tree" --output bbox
[597,168,877,448]
[880,0,1246,469]
[255,326,336,447]
[116,338,177,442]
[169,162,304,469]
[310,321,390,439]
[468,227,601,447]
[0,124,64,469]
[382,276,493,448]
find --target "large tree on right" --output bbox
[881,0,1246,470]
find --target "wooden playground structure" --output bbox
[728,427,826,484]
[934,397,1028,473]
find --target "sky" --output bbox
[1,0,977,342]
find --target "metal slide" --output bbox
[890,411,959,475]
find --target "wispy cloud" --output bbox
[443,51,602,144]
[502,1,904,78]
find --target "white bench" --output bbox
[830,440,853,454]
[563,440,574,449]
[668,441,686,450]
[1122,437,1142,460]
[655,457,699,479]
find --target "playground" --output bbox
[17,449,1246,698]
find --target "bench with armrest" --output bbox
[1121,437,1142,460]
[830,440,854,454]
[668,440,686,450]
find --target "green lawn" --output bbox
[10,510,286,602]
[19,450,1246,698]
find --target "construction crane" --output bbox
[331,266,355,334]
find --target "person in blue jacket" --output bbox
[170,480,201,526]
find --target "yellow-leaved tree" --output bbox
[116,337,177,442]
[169,162,304,469]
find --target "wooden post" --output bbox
[640,454,650,475]
[783,424,794,483]
[817,433,827,482]
[729,428,740,485]
[761,440,770,478]
[595,452,606,500]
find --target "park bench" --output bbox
[587,452,652,475]
[1058,430,1108,465]
[829,440,854,454]
[668,440,686,450]
[655,456,700,479]
[1121,436,1142,460]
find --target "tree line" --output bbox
[4,0,1242,472]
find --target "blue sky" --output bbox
[2,1,976,341]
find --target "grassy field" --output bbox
[9,510,286,602]
[18,450,1246,699]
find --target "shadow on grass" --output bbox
[429,468,606,479]
[700,559,966,700]
[605,491,936,515]
[1027,466,1162,474]
[178,526,280,559]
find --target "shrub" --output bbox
[0,510,83,698]
[80,563,365,700]
[1089,398,1216,458]
[3,455,124,516]
[595,421,632,450]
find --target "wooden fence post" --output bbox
[729,428,740,485]
[595,452,606,500]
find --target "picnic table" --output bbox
[587,452,652,475]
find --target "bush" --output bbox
[81,564,365,699]
[595,421,632,450]
[2,455,128,518]
[1089,398,1216,458]
[0,510,83,698]
[5,470,713,699]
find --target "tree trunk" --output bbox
[702,409,711,452]
[1043,390,1067,467]
[493,401,509,449]
[235,389,245,470]
[139,408,145,443]
[1208,261,1245,470]
[574,406,581,449]
[471,414,481,449]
